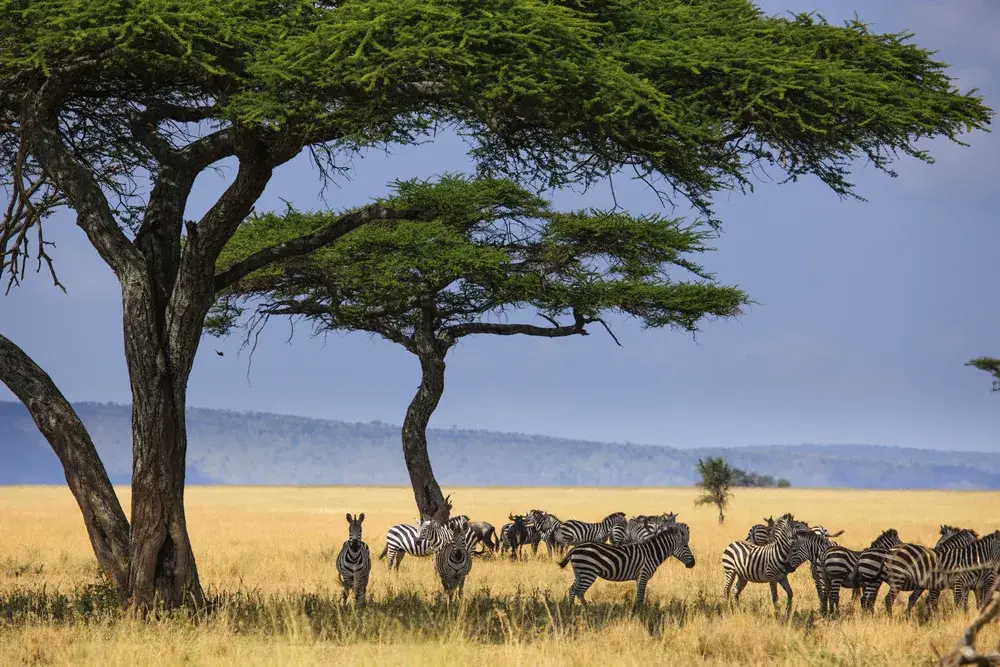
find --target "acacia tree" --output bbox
[695,457,733,524]
[966,357,1000,392]
[0,1,992,611]
[210,175,749,514]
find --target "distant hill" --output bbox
[1,401,998,489]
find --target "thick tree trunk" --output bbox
[0,334,131,593]
[119,266,205,612]
[401,352,447,518]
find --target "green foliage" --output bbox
[966,357,1000,392]
[1,0,992,232]
[212,174,748,349]
[730,466,790,488]
[695,457,733,523]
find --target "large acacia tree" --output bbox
[0,1,991,610]
[210,175,749,514]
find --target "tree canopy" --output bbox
[966,357,1000,392]
[210,174,748,347]
[695,456,734,524]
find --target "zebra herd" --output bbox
[334,504,1000,616]
[727,513,1000,617]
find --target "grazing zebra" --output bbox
[820,528,901,616]
[746,517,775,546]
[926,529,1000,612]
[722,513,800,616]
[336,513,371,605]
[378,515,446,570]
[552,512,626,550]
[559,522,696,606]
[419,497,473,598]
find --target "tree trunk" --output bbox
[401,352,447,518]
[119,266,205,612]
[0,334,131,593]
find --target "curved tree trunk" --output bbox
[0,334,131,594]
[402,351,447,518]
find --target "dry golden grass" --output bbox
[1,485,998,666]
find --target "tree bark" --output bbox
[401,351,448,518]
[0,334,131,593]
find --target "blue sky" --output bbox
[2,0,998,452]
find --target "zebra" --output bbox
[722,513,800,616]
[787,529,834,612]
[559,522,696,606]
[335,512,371,605]
[926,527,998,612]
[746,517,775,546]
[617,513,678,546]
[526,510,564,556]
[378,515,447,570]
[820,528,901,616]
[552,512,626,550]
[419,496,472,598]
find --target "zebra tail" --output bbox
[378,544,388,561]
[557,549,573,569]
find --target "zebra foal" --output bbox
[559,523,696,606]
[336,513,371,605]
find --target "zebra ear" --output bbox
[358,513,365,523]
[346,513,352,522]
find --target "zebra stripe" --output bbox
[553,512,626,549]
[420,517,473,597]
[925,530,1000,612]
[821,528,901,615]
[377,517,444,570]
[526,510,564,556]
[559,523,696,606]
[930,526,997,612]
[336,513,371,605]
[617,513,678,546]
[746,517,775,546]
[722,513,800,616]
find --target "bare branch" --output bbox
[937,591,1000,666]
[442,310,589,341]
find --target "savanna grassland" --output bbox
[1,486,998,666]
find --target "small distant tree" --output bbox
[695,457,733,524]
[966,357,1000,392]
[777,479,792,489]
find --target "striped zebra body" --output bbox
[526,510,564,556]
[559,523,696,606]
[722,513,799,615]
[821,528,901,615]
[419,499,472,597]
[617,513,678,546]
[882,541,944,616]
[926,530,1000,613]
[746,517,775,546]
[378,518,444,570]
[553,512,626,550]
[336,513,371,605]
[788,530,835,614]
[929,526,997,612]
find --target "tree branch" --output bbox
[937,591,1000,666]
[22,83,143,280]
[442,311,589,341]
[213,205,424,292]
[0,333,130,593]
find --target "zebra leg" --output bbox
[904,589,924,617]
[829,580,842,616]
[634,574,649,607]
[884,585,899,617]
[769,581,779,608]
[354,576,367,606]
[341,579,350,604]
[393,550,406,571]
[811,564,827,616]
[732,576,749,604]
[777,576,794,618]
[723,569,736,601]
[570,570,597,605]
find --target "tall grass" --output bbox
[0,486,997,665]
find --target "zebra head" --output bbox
[447,514,470,533]
[345,512,365,545]
[935,527,980,553]
[869,528,901,550]
[603,512,627,528]
[667,522,696,568]
[788,530,830,570]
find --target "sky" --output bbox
[2,0,998,452]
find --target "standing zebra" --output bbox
[419,496,473,598]
[617,513,678,546]
[722,513,800,616]
[378,516,447,570]
[787,529,834,612]
[926,528,999,612]
[559,523,696,606]
[820,528,901,616]
[931,526,997,612]
[336,513,371,605]
[526,510,564,556]
[552,512,626,550]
